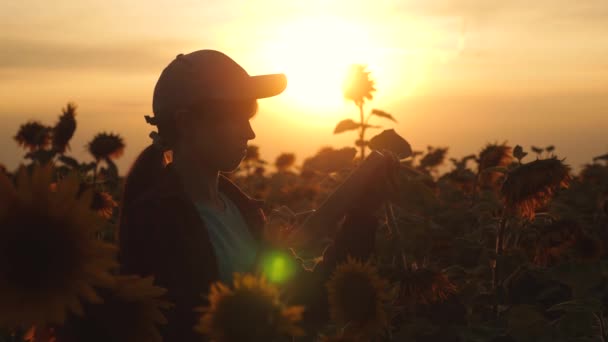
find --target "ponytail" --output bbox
[118,144,166,257]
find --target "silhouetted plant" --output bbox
[337,65,397,159]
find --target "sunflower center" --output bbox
[0,208,81,292]
[216,290,282,341]
[338,273,376,323]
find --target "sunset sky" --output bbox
[1,0,607,173]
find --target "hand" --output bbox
[347,149,401,214]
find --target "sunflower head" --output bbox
[52,103,77,153]
[0,164,118,329]
[87,133,125,161]
[326,257,389,337]
[275,153,296,172]
[195,273,305,342]
[343,64,376,106]
[56,275,172,342]
[419,147,449,171]
[14,121,51,151]
[477,143,513,189]
[90,190,117,219]
[397,267,457,307]
[501,158,571,219]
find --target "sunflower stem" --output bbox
[493,209,509,317]
[359,102,366,160]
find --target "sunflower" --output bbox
[51,103,77,153]
[87,132,125,161]
[343,64,376,107]
[0,164,118,329]
[90,190,117,219]
[501,158,571,219]
[195,273,305,342]
[326,257,389,337]
[397,268,457,307]
[477,143,513,189]
[55,275,172,342]
[14,121,51,151]
[275,153,296,173]
[24,326,56,342]
[418,147,448,171]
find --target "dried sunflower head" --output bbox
[87,133,125,161]
[326,257,389,337]
[195,273,305,342]
[14,121,51,151]
[398,267,457,307]
[0,164,117,329]
[501,158,571,219]
[56,275,172,342]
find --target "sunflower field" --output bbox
[1,91,608,340]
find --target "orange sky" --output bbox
[1,0,607,173]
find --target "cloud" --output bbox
[0,38,197,73]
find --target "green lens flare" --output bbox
[262,251,296,284]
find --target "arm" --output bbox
[278,151,395,332]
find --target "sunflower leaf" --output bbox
[370,109,397,122]
[333,119,361,134]
[58,155,80,169]
[368,129,412,159]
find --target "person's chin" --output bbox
[219,157,244,173]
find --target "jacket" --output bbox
[119,164,378,341]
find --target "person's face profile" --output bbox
[175,102,257,172]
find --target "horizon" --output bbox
[1,0,607,173]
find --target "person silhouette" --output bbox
[118,49,395,341]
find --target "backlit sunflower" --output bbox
[87,132,125,161]
[326,257,389,337]
[55,275,172,342]
[195,273,305,342]
[477,143,513,189]
[501,158,571,219]
[90,190,117,219]
[51,103,77,153]
[0,164,118,329]
[397,268,457,307]
[14,121,51,151]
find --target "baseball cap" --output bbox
[150,49,287,122]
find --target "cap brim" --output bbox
[248,73,287,99]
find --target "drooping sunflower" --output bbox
[86,132,125,161]
[90,190,117,219]
[0,164,118,329]
[501,158,571,219]
[397,267,457,307]
[477,143,513,189]
[52,103,77,153]
[326,257,389,337]
[14,121,51,151]
[195,273,305,342]
[55,275,172,342]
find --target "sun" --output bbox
[262,16,385,114]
